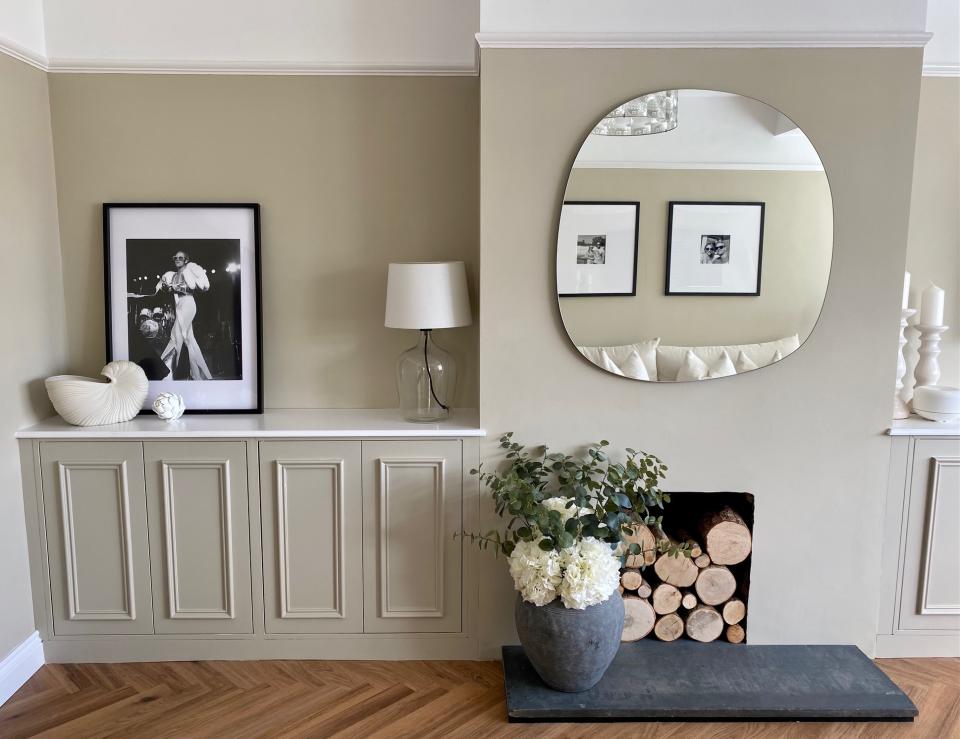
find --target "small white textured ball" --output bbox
[153,392,186,421]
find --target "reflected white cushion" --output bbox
[710,350,737,378]
[597,350,624,376]
[619,351,651,381]
[734,350,758,373]
[676,350,710,381]
[578,338,660,381]
[657,334,799,381]
[676,349,738,381]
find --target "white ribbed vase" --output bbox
[45,361,148,426]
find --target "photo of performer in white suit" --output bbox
[156,250,213,380]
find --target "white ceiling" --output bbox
[573,91,825,171]
[0,0,954,74]
[924,0,960,75]
[480,0,926,36]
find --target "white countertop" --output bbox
[887,416,960,437]
[16,408,485,439]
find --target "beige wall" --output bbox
[561,168,832,349]
[904,76,959,394]
[0,55,67,657]
[479,47,922,657]
[47,74,479,409]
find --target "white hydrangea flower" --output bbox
[557,537,621,610]
[541,496,593,523]
[508,538,562,606]
[540,496,578,521]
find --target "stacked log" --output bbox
[652,584,681,615]
[619,504,751,644]
[653,613,684,641]
[621,596,656,641]
[697,506,752,565]
[621,524,658,567]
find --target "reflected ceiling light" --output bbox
[592,90,678,136]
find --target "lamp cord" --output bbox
[423,329,449,411]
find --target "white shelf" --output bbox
[16,408,484,440]
[887,416,960,437]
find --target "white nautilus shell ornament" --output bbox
[45,360,148,426]
[152,392,186,421]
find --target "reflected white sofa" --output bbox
[578,335,800,381]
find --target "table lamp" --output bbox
[385,261,472,422]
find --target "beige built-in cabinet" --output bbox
[878,422,960,657]
[18,412,481,662]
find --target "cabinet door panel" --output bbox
[144,441,252,634]
[260,442,363,633]
[362,440,462,633]
[898,439,960,630]
[40,442,153,635]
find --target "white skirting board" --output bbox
[0,631,44,707]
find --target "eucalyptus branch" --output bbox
[465,433,683,559]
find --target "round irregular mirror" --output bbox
[556,90,832,382]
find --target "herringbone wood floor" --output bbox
[0,658,956,738]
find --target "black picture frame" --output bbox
[557,201,640,297]
[665,201,765,297]
[103,203,263,414]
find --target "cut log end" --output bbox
[620,569,644,591]
[685,605,724,643]
[693,553,711,569]
[652,583,682,615]
[621,596,656,642]
[681,591,698,610]
[653,551,699,588]
[699,507,752,565]
[653,613,685,642]
[622,524,658,567]
[722,598,746,625]
[694,565,737,606]
[726,623,746,644]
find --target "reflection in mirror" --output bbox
[557,90,832,382]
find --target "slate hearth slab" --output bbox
[502,642,917,722]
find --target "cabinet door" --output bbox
[898,439,960,630]
[259,441,363,633]
[144,441,253,634]
[362,440,462,633]
[40,442,154,635]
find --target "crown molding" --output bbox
[475,31,933,49]
[44,57,479,76]
[922,63,960,77]
[0,35,48,71]
[573,160,825,172]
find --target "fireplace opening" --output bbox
[619,492,754,644]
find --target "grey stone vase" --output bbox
[514,591,624,692]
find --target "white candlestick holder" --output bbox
[914,324,949,390]
[894,308,916,419]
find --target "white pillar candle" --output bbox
[902,271,911,310]
[920,283,945,326]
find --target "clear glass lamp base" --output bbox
[396,330,457,422]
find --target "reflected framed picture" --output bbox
[103,203,263,413]
[665,201,765,296]
[557,201,639,297]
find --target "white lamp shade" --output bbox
[385,261,472,329]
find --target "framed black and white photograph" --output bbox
[104,203,263,413]
[557,201,639,297]
[665,202,765,296]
